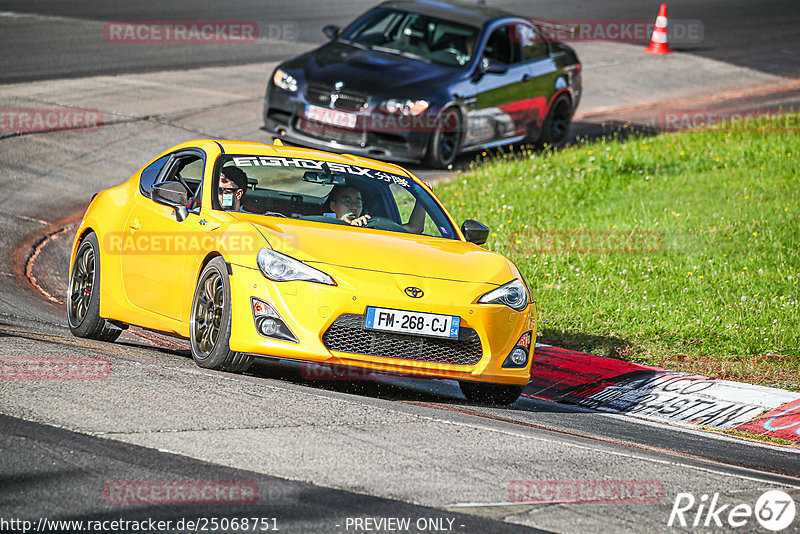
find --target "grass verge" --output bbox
[436,114,800,390]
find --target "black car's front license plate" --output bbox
[304,104,358,129]
[365,307,460,339]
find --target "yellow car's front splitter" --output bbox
[227,263,535,386]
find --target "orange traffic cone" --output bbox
[644,4,673,54]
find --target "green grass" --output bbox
[436,115,800,390]
[718,428,799,448]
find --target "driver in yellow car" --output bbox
[327,185,371,226]
[327,184,429,232]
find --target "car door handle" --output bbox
[129,219,141,232]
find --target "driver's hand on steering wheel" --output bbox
[341,212,371,227]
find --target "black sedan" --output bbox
[262,0,581,168]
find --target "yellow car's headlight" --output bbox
[478,279,528,311]
[257,248,335,285]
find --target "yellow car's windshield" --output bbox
[213,154,457,239]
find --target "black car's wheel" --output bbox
[537,96,572,149]
[67,233,122,342]
[459,381,523,405]
[190,257,252,373]
[425,107,462,169]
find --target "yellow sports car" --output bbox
[68,140,535,404]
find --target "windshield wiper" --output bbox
[371,45,430,63]
[339,38,368,50]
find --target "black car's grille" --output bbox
[322,314,483,366]
[296,118,365,145]
[306,85,369,111]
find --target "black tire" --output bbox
[67,233,122,342]
[459,381,523,406]
[537,96,572,149]
[424,107,462,169]
[189,257,252,373]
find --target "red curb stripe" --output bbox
[734,399,800,442]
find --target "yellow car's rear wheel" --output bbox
[67,232,122,342]
[190,257,252,373]
[459,381,523,406]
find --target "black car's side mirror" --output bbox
[480,57,509,75]
[462,219,490,245]
[323,25,340,40]
[152,181,189,222]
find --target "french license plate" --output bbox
[365,307,460,339]
[304,104,358,129]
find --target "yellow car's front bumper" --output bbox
[227,263,535,386]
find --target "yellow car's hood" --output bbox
[234,214,515,285]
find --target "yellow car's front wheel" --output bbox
[67,232,122,342]
[190,257,252,373]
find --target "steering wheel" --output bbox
[365,217,408,233]
[441,47,467,64]
[262,211,289,218]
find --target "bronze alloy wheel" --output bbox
[67,232,122,342]
[189,257,253,373]
[69,242,95,326]
[192,268,224,357]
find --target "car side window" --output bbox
[483,25,519,64]
[516,23,547,61]
[157,155,203,209]
[139,155,170,196]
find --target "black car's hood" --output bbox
[288,41,458,96]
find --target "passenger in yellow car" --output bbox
[218,166,248,211]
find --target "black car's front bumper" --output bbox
[263,85,432,163]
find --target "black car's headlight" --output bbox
[478,279,528,311]
[257,248,335,285]
[272,69,298,93]
[382,99,429,116]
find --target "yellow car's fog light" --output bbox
[502,330,532,368]
[251,297,299,343]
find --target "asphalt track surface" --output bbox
[1,0,800,83]
[2,2,800,533]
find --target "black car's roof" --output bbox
[378,0,517,28]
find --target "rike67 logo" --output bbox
[668,490,796,531]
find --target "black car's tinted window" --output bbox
[484,25,518,64]
[517,24,547,61]
[139,155,169,195]
[341,8,479,67]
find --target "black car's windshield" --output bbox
[213,155,458,240]
[340,7,479,67]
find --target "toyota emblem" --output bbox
[404,287,424,298]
